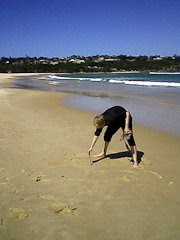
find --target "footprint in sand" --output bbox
[22,195,38,202]
[38,195,56,201]
[0,176,14,186]
[11,188,21,194]
[78,189,97,196]
[61,175,74,181]
[8,208,31,220]
[119,175,130,182]
[168,181,175,186]
[51,201,77,215]
[40,178,52,184]
[141,158,152,166]
[69,153,87,162]
[48,160,62,166]
[38,195,77,215]
[0,175,14,182]
[138,165,145,170]
[32,175,52,184]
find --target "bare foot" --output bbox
[93,152,106,158]
[133,163,138,169]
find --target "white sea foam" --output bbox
[48,81,59,85]
[149,72,180,75]
[109,79,180,87]
[48,75,82,80]
[89,78,102,82]
[48,75,102,81]
[47,74,180,87]
[48,75,71,80]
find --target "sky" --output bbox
[0,0,180,57]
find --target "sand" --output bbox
[0,73,180,240]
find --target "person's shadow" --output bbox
[92,150,144,164]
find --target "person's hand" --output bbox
[121,129,132,141]
[88,147,93,157]
[124,127,131,135]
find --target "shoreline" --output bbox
[2,73,180,138]
[0,73,180,239]
[1,70,180,74]
[12,73,180,137]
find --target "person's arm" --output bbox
[88,135,99,157]
[124,111,131,134]
[88,127,102,156]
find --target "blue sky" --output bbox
[0,0,180,57]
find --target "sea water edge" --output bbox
[14,73,180,137]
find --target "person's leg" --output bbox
[130,145,138,168]
[93,141,109,158]
[94,124,120,158]
[127,134,138,167]
[123,116,138,167]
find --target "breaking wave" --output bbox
[48,75,102,81]
[109,79,180,87]
[149,72,180,75]
[47,74,180,88]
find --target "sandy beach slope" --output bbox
[0,74,180,240]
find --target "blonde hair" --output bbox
[93,115,106,128]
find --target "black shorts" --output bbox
[104,117,136,146]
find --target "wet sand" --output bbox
[0,74,180,240]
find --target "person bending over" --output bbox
[88,106,138,168]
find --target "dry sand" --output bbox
[0,73,180,240]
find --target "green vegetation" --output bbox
[0,55,180,73]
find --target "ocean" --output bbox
[15,72,180,136]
